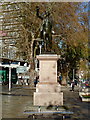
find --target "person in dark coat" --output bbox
[34,76,39,87]
[71,81,75,92]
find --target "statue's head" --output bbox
[36,6,39,10]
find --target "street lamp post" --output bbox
[9,67,11,92]
[39,44,42,54]
[73,69,75,82]
[35,59,38,72]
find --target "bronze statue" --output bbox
[36,6,52,52]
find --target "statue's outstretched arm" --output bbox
[36,6,43,20]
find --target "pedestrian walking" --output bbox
[71,81,75,92]
[58,73,62,84]
[34,76,39,87]
[20,76,23,85]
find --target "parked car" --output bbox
[85,81,90,88]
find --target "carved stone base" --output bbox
[36,83,61,93]
[34,92,63,106]
[33,54,63,106]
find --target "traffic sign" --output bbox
[16,66,27,73]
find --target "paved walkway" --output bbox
[62,86,90,120]
[0,84,90,120]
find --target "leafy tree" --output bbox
[1,2,88,84]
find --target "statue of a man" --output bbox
[36,6,52,52]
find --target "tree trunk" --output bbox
[61,75,67,86]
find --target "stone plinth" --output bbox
[34,54,63,106]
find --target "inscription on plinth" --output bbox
[34,54,63,106]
